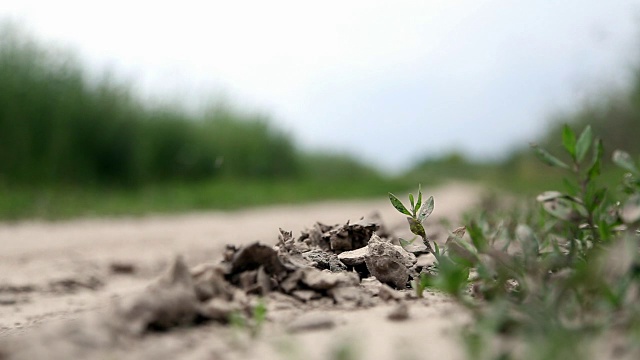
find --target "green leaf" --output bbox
[388,193,411,216]
[416,185,423,214]
[408,217,426,238]
[409,193,415,213]
[585,187,606,213]
[587,139,603,179]
[562,178,579,197]
[467,221,488,253]
[433,242,441,258]
[411,277,426,297]
[537,191,586,216]
[531,144,570,170]
[253,299,267,326]
[432,256,470,296]
[562,124,576,159]
[399,237,416,248]
[418,196,435,222]
[446,238,477,267]
[575,125,592,163]
[613,150,639,175]
[540,196,580,221]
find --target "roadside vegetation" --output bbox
[0,20,638,221]
[0,23,410,220]
[410,125,640,359]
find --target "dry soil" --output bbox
[0,183,481,360]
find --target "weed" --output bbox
[329,338,359,360]
[228,298,268,339]
[388,184,435,253]
[400,125,640,359]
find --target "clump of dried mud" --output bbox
[0,215,441,359]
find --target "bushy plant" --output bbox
[398,125,640,359]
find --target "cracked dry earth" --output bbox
[0,183,481,360]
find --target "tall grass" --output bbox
[0,23,302,188]
[0,23,401,219]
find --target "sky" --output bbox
[1,1,639,172]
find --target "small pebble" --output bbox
[110,262,137,274]
[387,302,409,321]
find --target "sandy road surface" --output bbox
[0,183,481,359]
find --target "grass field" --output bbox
[0,177,416,220]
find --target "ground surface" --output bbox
[0,183,481,360]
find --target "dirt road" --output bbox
[0,183,481,360]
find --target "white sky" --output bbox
[1,1,639,171]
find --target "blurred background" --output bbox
[0,1,639,220]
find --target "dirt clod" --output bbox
[387,302,409,321]
[116,256,199,333]
[302,249,347,272]
[337,246,368,266]
[199,298,243,322]
[298,218,385,253]
[378,284,404,302]
[300,268,359,291]
[291,290,321,302]
[329,286,371,307]
[228,242,290,279]
[365,234,416,289]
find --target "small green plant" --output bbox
[412,227,471,298]
[388,184,435,253]
[228,298,268,339]
[531,125,610,242]
[411,272,430,298]
[400,125,640,359]
[251,298,268,337]
[330,337,359,360]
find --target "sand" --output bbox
[0,183,481,360]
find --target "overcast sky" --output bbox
[2,1,639,171]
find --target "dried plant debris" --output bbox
[1,215,436,359]
[296,216,392,253]
[301,249,347,272]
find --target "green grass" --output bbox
[0,177,411,221]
